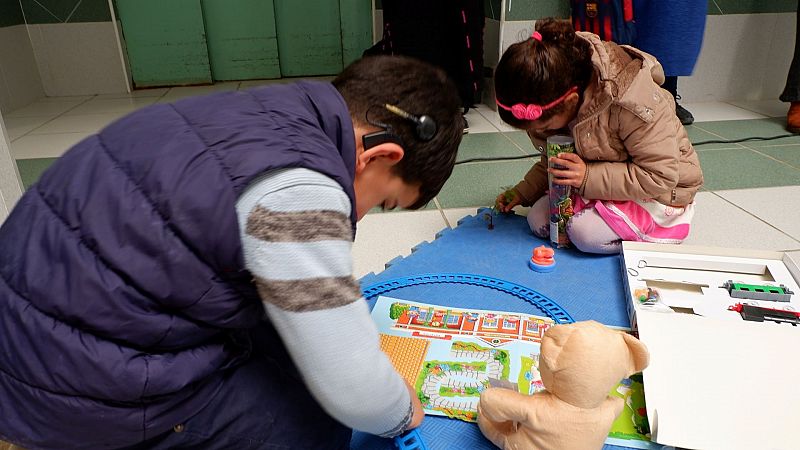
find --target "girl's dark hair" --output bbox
[333,55,463,209]
[494,18,594,128]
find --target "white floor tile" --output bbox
[158,83,241,102]
[464,108,498,134]
[63,97,157,116]
[352,209,449,278]
[475,105,517,132]
[11,132,91,159]
[715,187,800,243]
[38,95,94,102]
[239,79,285,89]
[683,192,800,251]
[787,251,800,265]
[682,102,769,122]
[6,99,86,118]
[31,112,127,134]
[4,116,51,141]
[726,99,788,118]
[94,88,169,99]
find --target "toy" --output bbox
[485,187,518,230]
[477,321,649,450]
[528,245,556,273]
[728,302,800,326]
[632,287,660,305]
[547,135,576,248]
[394,429,429,450]
[721,280,793,302]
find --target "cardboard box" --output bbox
[620,242,800,450]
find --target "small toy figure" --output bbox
[486,188,518,230]
[528,246,556,273]
[633,287,660,305]
[478,321,650,450]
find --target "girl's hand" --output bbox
[548,153,586,188]
[495,188,521,213]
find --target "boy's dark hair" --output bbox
[333,55,463,209]
[494,18,594,128]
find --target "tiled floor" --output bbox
[6,81,800,278]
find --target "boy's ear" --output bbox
[355,142,405,174]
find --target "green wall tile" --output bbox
[505,0,569,21]
[0,0,24,27]
[708,0,796,15]
[20,0,111,24]
[202,0,281,80]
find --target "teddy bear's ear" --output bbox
[622,332,650,373]
[541,324,573,370]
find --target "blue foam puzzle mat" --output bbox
[351,209,653,450]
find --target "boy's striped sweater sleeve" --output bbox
[235,168,413,438]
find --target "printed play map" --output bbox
[371,296,658,449]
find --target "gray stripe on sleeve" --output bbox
[255,275,361,312]
[246,206,351,242]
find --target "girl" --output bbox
[494,18,703,254]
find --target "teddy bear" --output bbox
[477,320,650,450]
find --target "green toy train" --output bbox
[721,281,794,303]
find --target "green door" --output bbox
[201,0,281,80]
[117,0,373,84]
[273,0,343,76]
[339,0,372,67]
[116,0,212,87]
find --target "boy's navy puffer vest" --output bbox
[0,82,357,448]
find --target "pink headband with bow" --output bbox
[495,87,578,121]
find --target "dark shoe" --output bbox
[462,115,469,134]
[674,96,694,125]
[787,102,800,133]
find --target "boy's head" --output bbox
[333,55,463,219]
[494,18,593,131]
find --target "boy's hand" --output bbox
[406,380,425,429]
[548,153,586,188]
[495,188,521,213]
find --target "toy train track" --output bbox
[361,273,575,325]
[363,273,576,450]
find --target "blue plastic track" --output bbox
[362,273,575,324]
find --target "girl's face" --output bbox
[525,91,581,137]
[527,109,575,136]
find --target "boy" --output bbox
[0,56,464,449]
